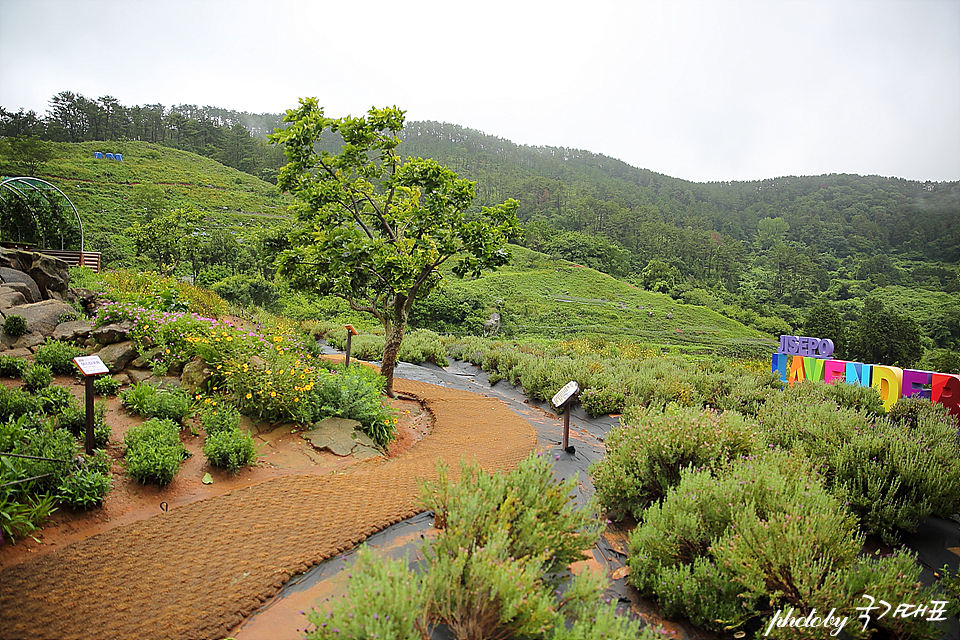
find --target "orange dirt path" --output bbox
[0,379,537,640]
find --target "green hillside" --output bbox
[419,245,775,357]
[9,140,291,242]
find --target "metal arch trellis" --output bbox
[0,176,84,251]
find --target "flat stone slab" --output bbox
[301,417,383,459]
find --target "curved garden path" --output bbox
[0,379,537,640]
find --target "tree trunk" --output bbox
[380,294,411,398]
[380,320,405,398]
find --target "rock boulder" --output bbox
[96,340,138,373]
[0,249,72,301]
[52,319,93,344]
[9,299,77,337]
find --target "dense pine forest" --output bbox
[1,91,958,369]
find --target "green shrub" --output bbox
[758,387,960,544]
[34,385,75,414]
[22,364,53,392]
[578,385,626,416]
[306,365,395,447]
[305,454,653,640]
[202,428,258,472]
[198,403,242,437]
[57,468,112,509]
[120,382,192,424]
[398,329,449,366]
[0,355,28,378]
[6,426,76,495]
[2,315,27,336]
[33,339,85,375]
[626,452,945,638]
[825,379,886,416]
[57,311,78,324]
[0,385,43,422]
[93,375,121,396]
[829,407,960,544]
[147,387,193,423]
[58,401,107,444]
[304,549,428,640]
[591,405,759,520]
[123,417,189,485]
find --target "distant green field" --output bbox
[441,246,776,356]
[13,140,291,239]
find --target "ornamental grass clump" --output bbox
[590,405,760,520]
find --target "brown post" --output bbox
[344,324,358,367]
[84,375,95,455]
[562,403,571,451]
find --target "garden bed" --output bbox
[0,373,431,571]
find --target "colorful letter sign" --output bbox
[772,335,960,417]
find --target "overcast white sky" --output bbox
[1,0,958,183]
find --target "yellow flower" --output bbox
[266,370,272,375]
[273,336,283,342]
[245,393,252,399]
[204,398,211,404]
[211,401,217,406]
[270,391,276,397]
[165,348,170,354]
[279,370,284,375]
[226,336,233,342]
[293,397,299,402]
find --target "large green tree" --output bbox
[846,297,923,368]
[269,100,520,396]
[126,206,205,275]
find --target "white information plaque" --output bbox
[552,381,579,408]
[73,355,109,376]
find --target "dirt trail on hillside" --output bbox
[0,379,536,640]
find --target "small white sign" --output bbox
[552,381,579,407]
[73,355,109,376]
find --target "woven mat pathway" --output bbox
[0,379,537,640]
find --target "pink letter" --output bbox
[824,360,846,385]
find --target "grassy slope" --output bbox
[24,140,291,238]
[445,246,775,355]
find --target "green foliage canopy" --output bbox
[269,100,520,394]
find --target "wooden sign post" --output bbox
[73,355,109,455]
[344,324,358,367]
[552,381,579,454]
